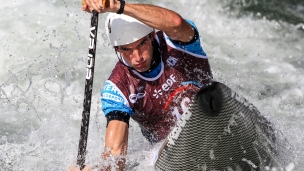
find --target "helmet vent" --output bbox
[108,19,111,33]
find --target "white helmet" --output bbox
[105,13,154,46]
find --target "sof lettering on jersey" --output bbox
[103,31,212,142]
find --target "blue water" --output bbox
[0,0,303,170]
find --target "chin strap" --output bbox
[115,50,133,70]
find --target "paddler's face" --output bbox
[116,33,154,72]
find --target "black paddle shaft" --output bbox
[77,11,99,169]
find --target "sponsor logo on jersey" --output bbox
[102,93,124,103]
[103,83,119,94]
[153,74,177,99]
[166,56,178,67]
[102,82,125,103]
[153,89,162,99]
[129,86,146,103]
[129,93,146,103]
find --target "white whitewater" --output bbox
[0,0,303,170]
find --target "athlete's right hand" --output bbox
[81,0,117,13]
[68,165,91,171]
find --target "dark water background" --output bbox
[221,0,304,27]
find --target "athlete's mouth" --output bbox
[135,61,146,67]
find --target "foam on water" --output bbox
[0,0,303,170]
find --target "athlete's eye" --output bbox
[119,47,131,52]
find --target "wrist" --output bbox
[116,0,125,14]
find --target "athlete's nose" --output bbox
[133,49,143,62]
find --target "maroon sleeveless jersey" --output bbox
[107,31,212,141]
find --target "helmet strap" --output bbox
[115,49,134,70]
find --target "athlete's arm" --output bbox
[68,166,91,171]
[82,0,195,43]
[68,120,128,171]
[168,20,207,56]
[68,121,128,171]
[99,80,132,170]
[102,120,128,171]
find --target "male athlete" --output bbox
[70,0,212,170]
